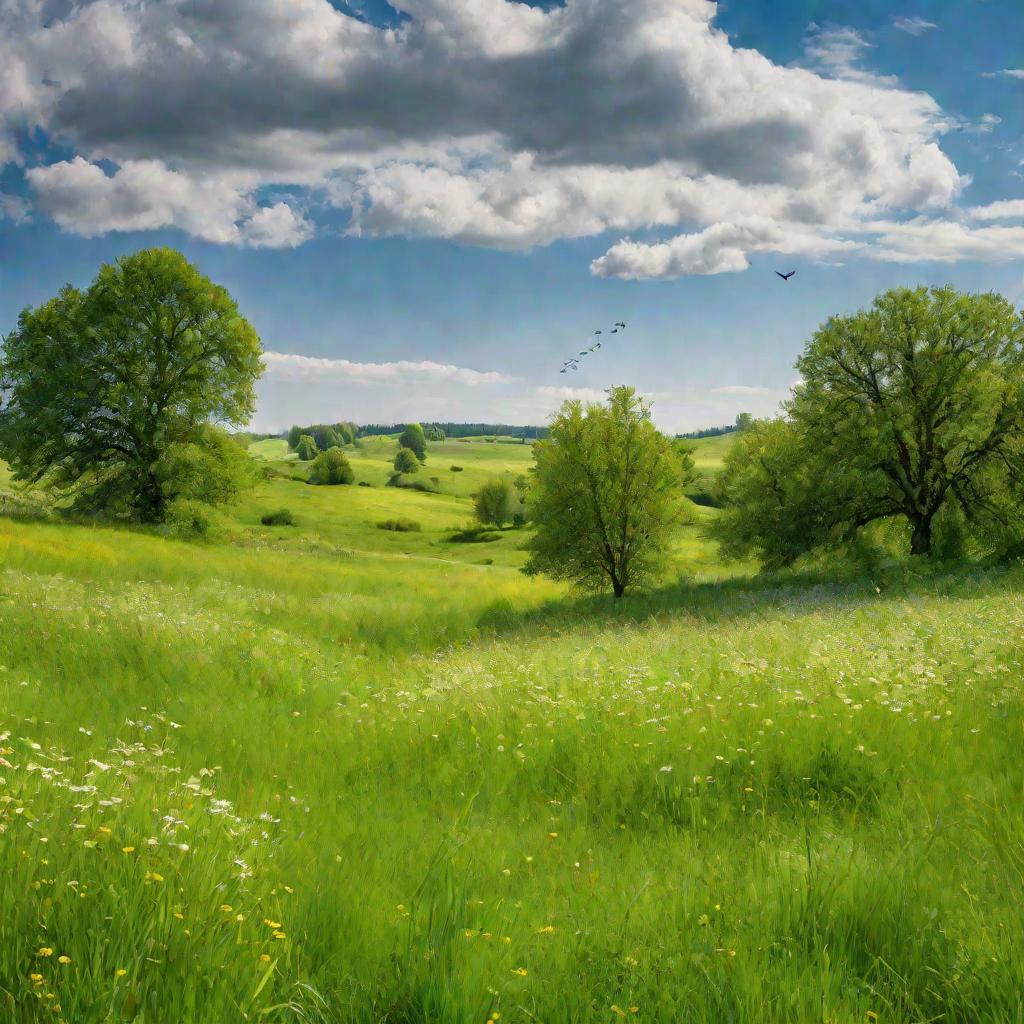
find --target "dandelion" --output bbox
[273,931,286,939]
[115,969,127,977]
[536,925,555,934]
[121,846,135,853]
[30,973,43,984]
[547,832,558,838]
[259,954,271,963]
[38,948,53,957]
[511,967,527,977]
[57,956,71,965]
[219,904,233,912]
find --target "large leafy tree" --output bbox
[717,287,1024,562]
[525,386,688,598]
[0,248,263,522]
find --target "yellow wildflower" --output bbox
[259,954,271,963]
[57,956,71,965]
[115,969,127,978]
[38,948,53,957]
[121,846,135,854]
[512,967,527,977]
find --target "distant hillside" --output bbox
[358,422,549,440]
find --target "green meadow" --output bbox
[1,435,1022,1023]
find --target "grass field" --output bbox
[1,435,1021,1023]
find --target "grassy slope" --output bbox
[0,438,1021,1023]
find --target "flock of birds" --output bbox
[557,270,795,375]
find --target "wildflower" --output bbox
[219,904,233,913]
[38,948,53,957]
[57,956,71,965]
[115,969,127,977]
[273,931,286,939]
[865,1014,878,1023]
[511,967,527,977]
[612,1006,627,1017]
[30,973,43,983]
[259,954,271,963]
[235,914,245,923]
[121,846,135,854]
[263,919,281,929]
[536,925,555,934]
[547,832,558,838]
[173,912,184,920]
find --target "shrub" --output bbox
[450,465,464,472]
[398,424,427,462]
[511,511,527,528]
[295,434,318,461]
[448,527,500,544]
[358,481,372,487]
[474,477,515,528]
[394,447,420,474]
[309,447,355,485]
[260,509,295,526]
[376,518,422,532]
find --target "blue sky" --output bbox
[1,0,1022,433]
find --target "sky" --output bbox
[0,0,1022,434]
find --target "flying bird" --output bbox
[776,270,796,282]
[594,330,602,335]
[615,322,626,329]
[610,329,618,334]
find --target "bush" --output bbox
[309,447,355,485]
[358,480,372,487]
[450,465,463,472]
[399,424,427,462]
[162,497,217,537]
[511,511,527,528]
[376,518,422,532]
[394,447,420,474]
[261,508,295,526]
[474,477,515,528]
[295,435,318,461]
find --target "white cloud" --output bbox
[262,351,511,386]
[865,218,1024,263]
[982,69,1024,80]
[0,0,1016,275]
[712,385,772,395]
[892,16,938,36]
[535,385,608,403]
[968,198,1024,221]
[0,191,30,223]
[26,157,311,247]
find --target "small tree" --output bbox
[296,435,318,461]
[399,423,427,462]
[525,386,684,598]
[287,425,304,450]
[474,477,515,528]
[0,247,262,522]
[735,412,754,432]
[309,447,354,485]
[394,447,419,474]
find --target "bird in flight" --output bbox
[556,323,620,375]
[594,330,602,335]
[614,322,626,329]
[776,270,796,282]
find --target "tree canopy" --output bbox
[0,247,263,522]
[398,423,427,462]
[309,447,354,486]
[716,286,1024,563]
[524,386,688,598]
[295,435,319,461]
[474,477,515,528]
[394,447,420,474]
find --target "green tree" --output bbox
[309,447,354,485]
[399,423,427,462]
[394,447,419,474]
[0,247,262,522]
[716,287,1024,562]
[287,425,303,450]
[524,386,684,598]
[295,435,318,461]
[735,412,754,432]
[474,477,515,528]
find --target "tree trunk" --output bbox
[611,579,625,599]
[910,513,933,557]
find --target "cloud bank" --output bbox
[1,0,1021,274]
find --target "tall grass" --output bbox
[1,515,1022,1022]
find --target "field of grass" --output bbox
[1,437,1022,1023]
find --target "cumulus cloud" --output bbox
[0,191,30,223]
[0,0,1015,272]
[982,69,1024,80]
[892,16,937,36]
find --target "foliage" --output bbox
[376,517,422,532]
[309,447,355,486]
[450,465,464,472]
[425,424,446,441]
[716,287,1024,562]
[260,508,295,526]
[398,423,427,462]
[1,510,1022,1023]
[474,476,515,528]
[394,447,420,474]
[0,247,262,522]
[734,412,754,432]
[295,435,319,461]
[288,423,354,451]
[525,386,685,598]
